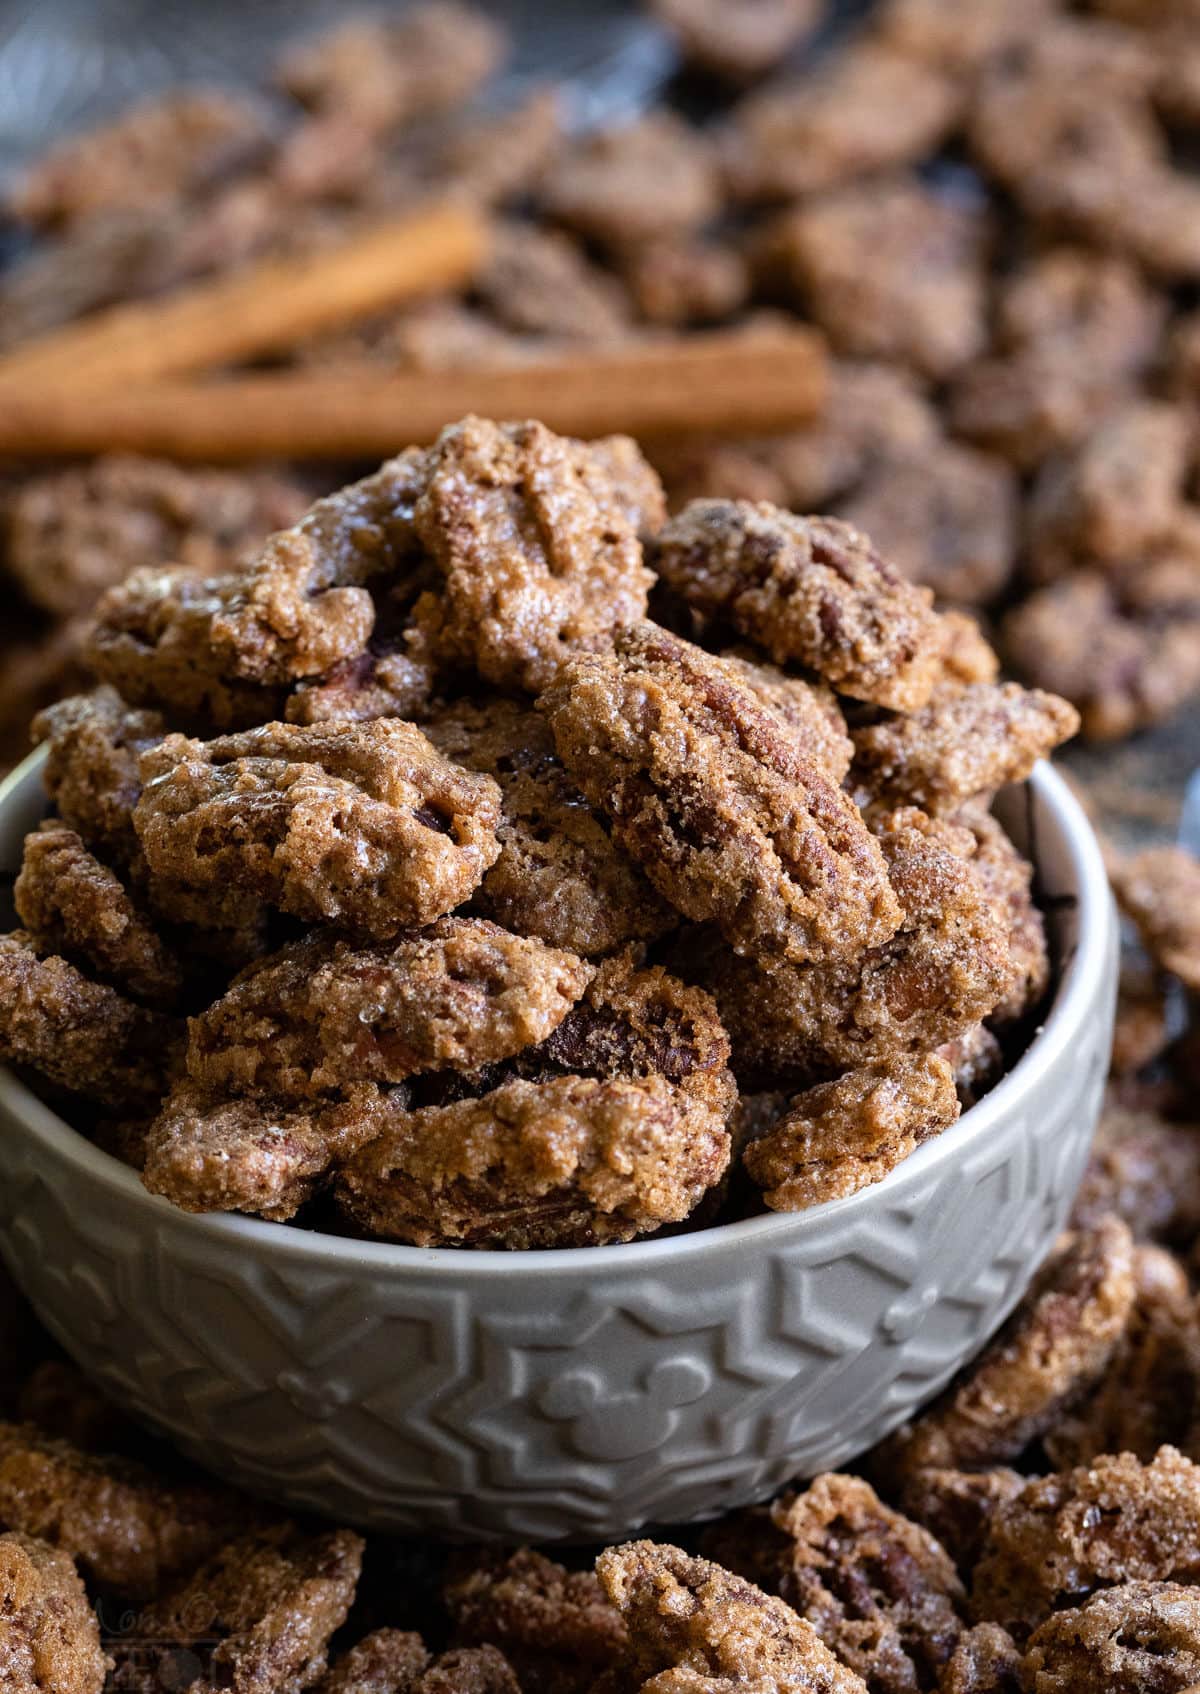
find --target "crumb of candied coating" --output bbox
[895,1469,1026,1576]
[743,1053,960,1210]
[850,684,1079,817]
[539,112,720,249]
[650,0,820,81]
[935,1623,1022,1694]
[134,719,502,939]
[715,650,854,781]
[142,1081,389,1220]
[188,919,593,1099]
[595,1540,869,1692]
[0,1421,260,1602]
[837,443,1019,609]
[1111,846,1200,993]
[14,825,183,1006]
[721,39,961,203]
[336,1072,731,1249]
[427,698,677,955]
[133,1522,363,1694]
[758,1474,966,1693]
[1023,1580,1200,1693]
[879,1216,1135,1476]
[771,175,988,381]
[312,1629,430,1693]
[444,1548,627,1694]
[0,931,181,1111]
[541,621,902,966]
[956,808,1049,1028]
[32,688,164,865]
[649,503,946,711]
[0,1531,107,1694]
[413,417,654,694]
[1072,1102,1200,1244]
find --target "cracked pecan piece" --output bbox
[541,621,901,966]
[427,698,677,955]
[412,417,654,694]
[0,1531,107,1694]
[1023,1581,1200,1693]
[595,1540,868,1693]
[187,918,592,1100]
[649,504,946,710]
[133,719,501,939]
[743,1053,960,1211]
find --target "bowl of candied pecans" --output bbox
[0,417,1115,1542]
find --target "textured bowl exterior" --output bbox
[0,751,1115,1542]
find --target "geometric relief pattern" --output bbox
[0,801,1116,1541]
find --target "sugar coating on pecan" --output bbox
[141,1081,391,1220]
[743,1053,960,1211]
[1111,845,1200,993]
[414,1647,521,1694]
[540,621,902,966]
[935,1623,1023,1694]
[0,931,181,1111]
[933,614,1002,691]
[972,1447,1200,1639]
[187,919,592,1099]
[649,503,947,711]
[313,1630,430,1694]
[14,824,183,1006]
[895,1468,1026,1575]
[879,1216,1135,1476]
[412,417,654,694]
[0,1421,258,1602]
[1022,1580,1200,1694]
[851,684,1079,818]
[133,720,502,939]
[938,1022,1005,1108]
[955,807,1050,1028]
[595,1540,867,1692]
[0,1531,107,1694]
[444,1548,627,1694]
[130,1523,363,1694]
[426,698,677,955]
[32,687,164,865]
[715,650,854,781]
[336,1071,731,1249]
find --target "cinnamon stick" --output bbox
[0,329,827,461]
[0,202,489,393]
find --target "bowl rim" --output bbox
[0,749,1112,1279]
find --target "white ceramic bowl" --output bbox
[0,750,1116,1542]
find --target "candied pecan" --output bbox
[954,808,1049,1028]
[412,417,654,694]
[595,1540,867,1692]
[0,1531,107,1694]
[938,1024,1005,1108]
[771,176,988,381]
[1023,1580,1200,1693]
[935,1624,1022,1694]
[851,685,1078,817]
[142,1081,393,1220]
[336,1072,730,1249]
[620,237,749,328]
[1111,846,1200,992]
[275,2,505,131]
[0,932,180,1111]
[188,919,591,1099]
[476,225,632,345]
[932,614,1000,691]
[1111,966,1171,1078]
[14,825,183,1006]
[879,1216,1135,1475]
[540,621,902,965]
[313,1630,430,1694]
[416,1647,520,1694]
[540,111,720,249]
[32,688,164,865]
[1073,1102,1200,1244]
[0,1422,257,1601]
[715,650,854,780]
[5,89,267,229]
[444,1548,627,1694]
[1043,1243,1200,1468]
[650,0,820,81]
[285,646,435,726]
[972,1447,1200,1639]
[837,444,1018,608]
[722,40,961,201]
[129,1523,363,1694]
[585,435,669,539]
[649,504,946,711]
[712,809,1013,1082]
[418,89,562,212]
[426,698,677,955]
[894,1469,1026,1576]
[873,0,1055,71]
[133,720,502,940]
[743,1053,960,1211]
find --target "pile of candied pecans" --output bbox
[0,416,1076,1245]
